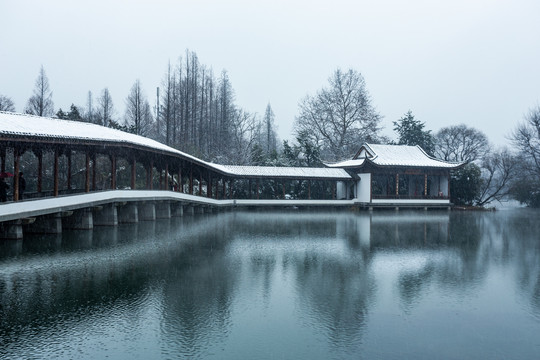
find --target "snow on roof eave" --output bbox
[413,145,464,168]
[220,165,351,179]
[365,156,462,169]
[324,158,366,169]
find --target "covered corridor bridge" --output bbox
[0,111,356,238]
[0,111,350,202]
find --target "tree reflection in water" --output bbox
[1,209,540,359]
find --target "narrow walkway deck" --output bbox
[0,191,452,240]
[0,190,230,223]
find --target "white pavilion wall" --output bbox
[356,173,371,203]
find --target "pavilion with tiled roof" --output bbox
[327,143,462,204]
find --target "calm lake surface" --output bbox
[1,209,539,359]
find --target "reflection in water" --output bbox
[0,209,539,359]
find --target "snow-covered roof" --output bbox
[325,159,366,168]
[0,112,352,180]
[326,143,461,169]
[220,165,350,179]
[0,110,205,160]
[363,144,461,168]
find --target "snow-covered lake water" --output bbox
[1,209,539,359]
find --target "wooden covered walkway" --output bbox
[0,111,350,203]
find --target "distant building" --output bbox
[327,143,462,206]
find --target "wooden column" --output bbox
[424,174,428,197]
[37,150,43,193]
[67,151,72,191]
[395,174,399,196]
[208,173,212,198]
[229,179,233,199]
[131,158,136,190]
[308,180,311,200]
[165,164,169,190]
[159,167,163,190]
[333,182,336,200]
[147,161,153,190]
[0,148,5,173]
[256,179,260,200]
[222,178,226,200]
[92,153,97,191]
[13,148,20,202]
[54,149,59,197]
[282,181,286,199]
[178,167,182,192]
[110,154,116,190]
[249,180,252,199]
[447,173,451,198]
[85,152,90,193]
[189,167,193,194]
[198,171,203,196]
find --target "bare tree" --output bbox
[159,62,175,145]
[84,91,96,123]
[434,124,490,163]
[125,80,153,136]
[261,103,279,154]
[96,88,115,127]
[25,66,55,117]
[227,109,257,165]
[294,68,382,161]
[0,94,15,112]
[511,106,540,177]
[476,149,517,206]
[510,106,540,206]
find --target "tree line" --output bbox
[1,54,539,207]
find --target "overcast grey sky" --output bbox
[1,0,539,146]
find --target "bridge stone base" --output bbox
[0,220,24,239]
[63,209,93,230]
[139,203,156,221]
[118,203,138,223]
[93,205,118,226]
[171,203,183,217]
[156,202,171,219]
[25,213,63,234]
